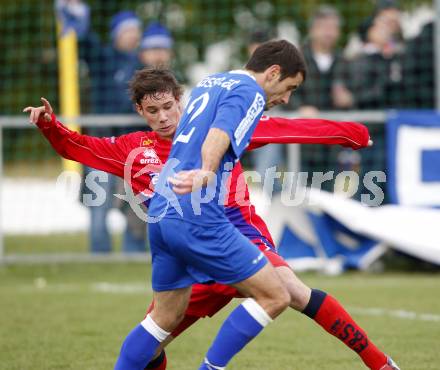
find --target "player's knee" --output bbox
[151,310,185,332]
[173,310,186,327]
[151,309,183,332]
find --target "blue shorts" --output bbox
[149,218,268,292]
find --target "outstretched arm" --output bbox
[248,116,372,151]
[23,98,129,178]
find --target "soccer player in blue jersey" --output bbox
[114,40,306,370]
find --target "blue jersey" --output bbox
[149,70,266,224]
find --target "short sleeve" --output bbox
[211,85,266,158]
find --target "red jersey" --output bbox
[37,113,369,249]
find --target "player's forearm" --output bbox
[36,113,78,159]
[201,128,231,173]
[36,114,126,177]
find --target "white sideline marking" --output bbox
[92,282,150,294]
[17,282,80,293]
[348,306,440,323]
[15,281,150,294]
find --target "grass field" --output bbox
[1,262,439,370]
[4,233,127,255]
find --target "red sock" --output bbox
[145,350,167,370]
[303,289,387,370]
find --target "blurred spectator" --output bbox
[59,1,146,253]
[280,6,355,194]
[348,0,404,108]
[83,9,145,254]
[56,0,90,39]
[138,22,173,68]
[79,10,141,115]
[401,21,434,108]
[138,21,188,86]
[247,28,272,57]
[347,0,403,60]
[284,5,353,116]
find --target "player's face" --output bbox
[136,92,181,140]
[263,70,303,110]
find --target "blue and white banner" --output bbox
[267,190,440,273]
[387,111,440,206]
[266,194,387,274]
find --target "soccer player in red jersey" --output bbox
[24,68,399,370]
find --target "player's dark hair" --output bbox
[129,67,183,104]
[245,39,307,81]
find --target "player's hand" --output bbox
[168,169,214,194]
[23,97,53,125]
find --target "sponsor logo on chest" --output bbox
[140,137,155,147]
[140,148,161,165]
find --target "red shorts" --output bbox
[182,244,289,318]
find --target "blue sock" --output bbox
[114,315,170,370]
[199,298,272,369]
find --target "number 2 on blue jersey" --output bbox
[173,92,210,145]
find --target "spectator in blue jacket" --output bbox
[58,1,146,253]
[138,22,173,68]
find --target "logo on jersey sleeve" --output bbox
[252,252,265,264]
[235,92,265,145]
